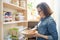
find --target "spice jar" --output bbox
[15,14,19,21]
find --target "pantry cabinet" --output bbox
[0,0,28,40]
[0,0,40,40]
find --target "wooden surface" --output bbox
[3,2,26,11]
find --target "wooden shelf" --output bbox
[28,20,39,22]
[3,21,27,24]
[0,0,27,40]
[3,2,26,11]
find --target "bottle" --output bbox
[4,15,9,22]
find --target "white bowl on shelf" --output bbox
[19,16,25,21]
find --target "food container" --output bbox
[4,12,12,22]
[15,13,24,21]
[11,0,19,6]
[19,0,26,8]
[15,13,19,21]
[21,30,36,35]
[19,16,25,21]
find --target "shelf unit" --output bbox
[3,20,28,24]
[0,0,28,40]
[3,2,26,11]
[0,0,40,40]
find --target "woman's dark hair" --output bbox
[37,2,53,17]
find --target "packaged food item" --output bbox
[4,15,9,22]
[15,13,25,21]
[4,12,12,22]
[15,13,19,21]
[19,16,24,21]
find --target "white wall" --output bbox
[54,0,60,40]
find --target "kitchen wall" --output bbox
[54,0,60,40]
[27,0,55,21]
[0,0,3,40]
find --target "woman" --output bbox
[31,2,58,40]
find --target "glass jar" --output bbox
[11,0,19,6]
[15,14,19,21]
[19,0,26,8]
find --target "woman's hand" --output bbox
[26,30,40,37]
[25,30,36,38]
[34,31,41,37]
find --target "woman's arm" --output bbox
[31,25,37,30]
[31,21,41,30]
[47,20,58,40]
[28,30,48,39]
[34,31,48,39]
